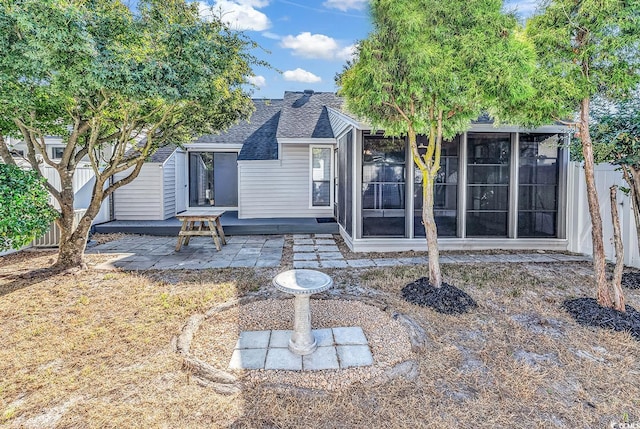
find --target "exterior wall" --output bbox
[567,162,640,268]
[238,144,335,219]
[114,164,165,220]
[162,153,176,218]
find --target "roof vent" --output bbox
[303,89,314,95]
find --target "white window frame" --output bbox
[309,145,334,209]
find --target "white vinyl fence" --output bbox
[567,162,640,268]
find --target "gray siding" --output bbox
[114,164,165,220]
[162,153,176,218]
[238,145,334,218]
[328,108,352,138]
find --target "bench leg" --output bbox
[207,220,222,251]
[176,221,189,251]
[184,221,195,246]
[215,217,227,245]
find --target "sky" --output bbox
[148,0,541,99]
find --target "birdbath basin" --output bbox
[273,269,333,355]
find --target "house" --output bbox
[32,89,638,267]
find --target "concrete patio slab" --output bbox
[337,345,374,368]
[303,346,339,370]
[333,327,368,345]
[229,348,267,370]
[265,348,302,370]
[269,330,292,348]
[236,330,271,349]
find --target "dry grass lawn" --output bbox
[1,247,640,428]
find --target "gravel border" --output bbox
[173,294,427,395]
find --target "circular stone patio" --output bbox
[178,298,420,393]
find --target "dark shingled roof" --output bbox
[148,144,178,163]
[193,99,283,161]
[276,91,343,139]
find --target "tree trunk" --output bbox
[622,165,640,260]
[423,168,442,287]
[579,98,612,308]
[609,185,625,312]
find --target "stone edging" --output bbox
[172,293,429,395]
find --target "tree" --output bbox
[337,0,536,287]
[0,0,261,269]
[525,0,640,311]
[591,96,640,261]
[0,163,58,251]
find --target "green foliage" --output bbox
[0,163,58,251]
[0,0,260,149]
[523,0,640,125]
[337,0,536,139]
[591,96,640,167]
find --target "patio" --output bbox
[87,232,591,271]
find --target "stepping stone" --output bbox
[293,261,321,269]
[313,328,334,347]
[318,252,343,260]
[315,239,336,245]
[314,234,334,238]
[293,253,318,261]
[320,260,348,268]
[315,245,340,252]
[333,327,368,345]
[235,330,271,349]
[269,330,292,348]
[347,259,375,268]
[294,239,315,245]
[265,348,302,370]
[337,345,373,368]
[229,348,267,370]
[303,346,339,370]
[293,245,316,252]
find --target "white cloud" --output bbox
[197,1,271,31]
[283,68,322,83]
[261,31,280,40]
[247,75,266,87]
[323,0,368,12]
[281,32,354,61]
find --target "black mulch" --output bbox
[562,298,640,340]
[401,277,478,315]
[622,272,640,289]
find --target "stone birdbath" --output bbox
[273,269,333,355]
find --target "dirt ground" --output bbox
[1,245,640,428]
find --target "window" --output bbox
[10,149,24,157]
[311,147,332,207]
[362,133,406,237]
[518,133,560,237]
[466,133,511,237]
[414,135,459,237]
[51,147,65,159]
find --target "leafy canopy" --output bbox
[0,0,260,154]
[590,96,640,167]
[523,0,640,125]
[338,0,536,139]
[0,164,58,251]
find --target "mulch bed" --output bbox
[562,298,640,340]
[622,272,640,289]
[401,277,478,315]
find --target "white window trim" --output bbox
[309,145,334,209]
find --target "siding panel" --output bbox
[114,165,164,220]
[238,145,334,218]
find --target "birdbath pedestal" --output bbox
[273,269,333,356]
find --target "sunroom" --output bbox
[329,109,570,252]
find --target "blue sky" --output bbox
[171,1,540,99]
